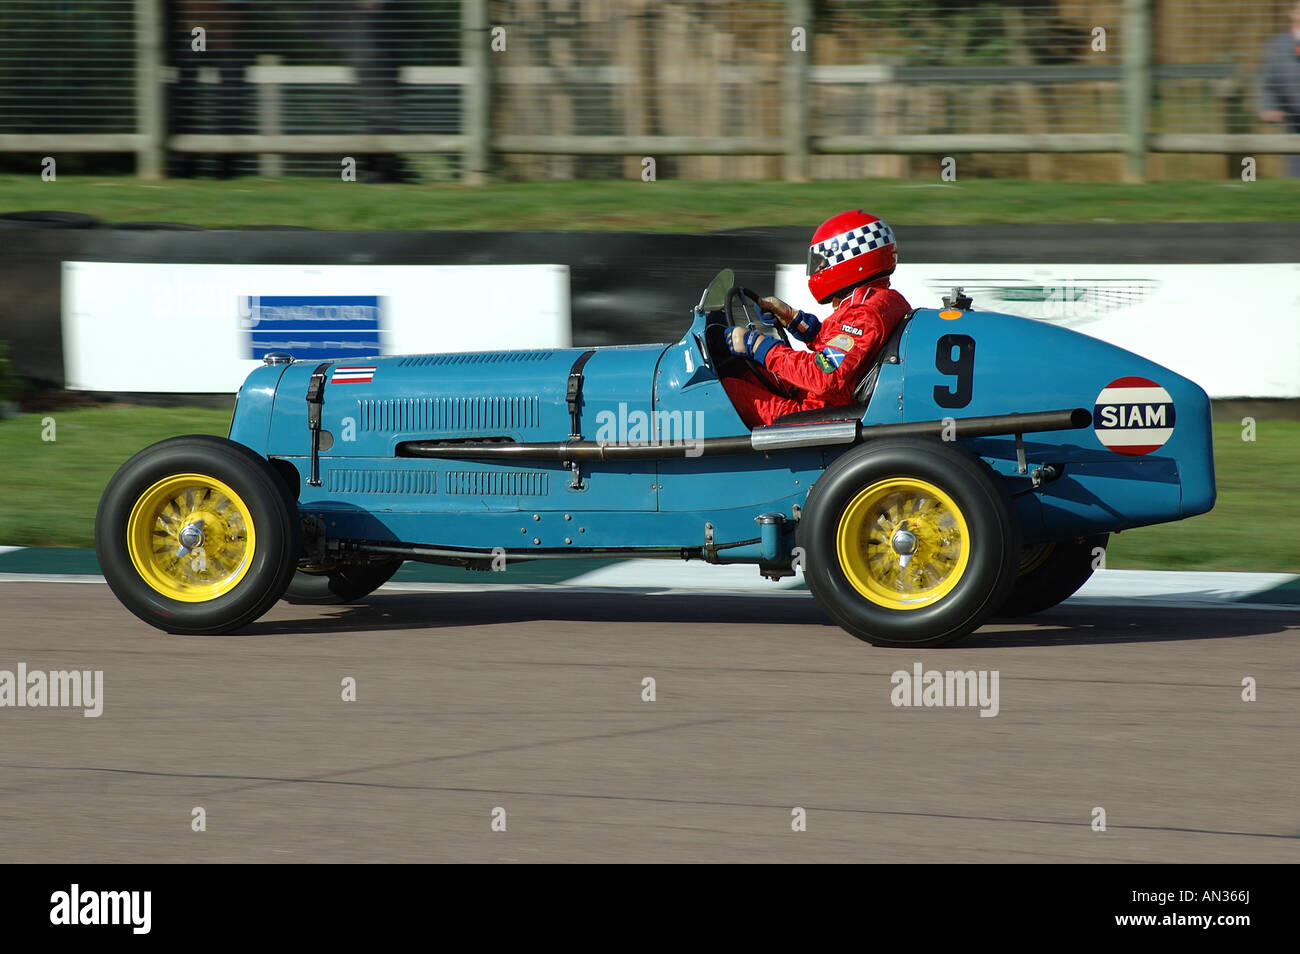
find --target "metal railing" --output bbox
[0,0,1296,182]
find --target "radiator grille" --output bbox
[445,470,549,496]
[357,396,541,432]
[327,468,438,495]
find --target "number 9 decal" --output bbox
[934,334,975,409]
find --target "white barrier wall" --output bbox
[62,259,1298,398]
[61,263,571,392]
[776,263,1300,399]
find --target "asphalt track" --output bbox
[1,580,1296,863]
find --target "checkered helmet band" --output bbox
[811,219,895,269]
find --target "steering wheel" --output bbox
[718,286,799,401]
[725,286,792,350]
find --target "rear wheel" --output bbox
[996,534,1108,617]
[282,561,403,605]
[799,438,1019,647]
[95,436,301,634]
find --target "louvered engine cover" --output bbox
[263,344,667,460]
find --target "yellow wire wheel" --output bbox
[125,473,256,602]
[800,438,1019,647]
[834,477,971,610]
[97,435,300,634]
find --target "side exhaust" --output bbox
[397,408,1092,461]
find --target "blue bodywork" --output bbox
[230,300,1215,571]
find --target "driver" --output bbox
[723,210,911,428]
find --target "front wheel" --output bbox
[799,437,1019,648]
[95,436,301,634]
[282,561,404,605]
[996,534,1108,617]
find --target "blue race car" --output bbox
[95,269,1215,647]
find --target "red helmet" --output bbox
[806,210,897,305]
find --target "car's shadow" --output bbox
[237,589,1300,647]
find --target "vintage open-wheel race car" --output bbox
[95,269,1215,647]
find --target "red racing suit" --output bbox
[722,283,912,428]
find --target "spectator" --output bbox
[167,0,252,178]
[1258,0,1300,177]
[344,0,415,183]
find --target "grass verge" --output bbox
[1105,418,1300,572]
[2,176,1298,231]
[0,405,232,547]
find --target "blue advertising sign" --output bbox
[240,295,384,360]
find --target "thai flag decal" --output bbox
[332,365,377,384]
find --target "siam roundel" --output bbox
[1093,376,1176,456]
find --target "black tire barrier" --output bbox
[0,210,99,229]
[3,223,1295,388]
[107,221,207,231]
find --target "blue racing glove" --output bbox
[757,295,821,343]
[785,310,821,343]
[726,326,778,363]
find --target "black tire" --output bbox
[94,435,302,635]
[996,534,1108,618]
[282,561,403,605]
[799,437,1019,648]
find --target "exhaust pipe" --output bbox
[397,408,1091,461]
